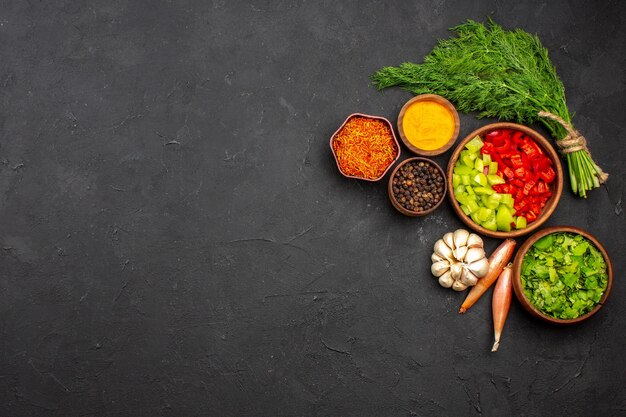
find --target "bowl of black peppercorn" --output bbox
[388,157,447,216]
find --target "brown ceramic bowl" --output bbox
[330,113,401,181]
[397,94,460,156]
[446,122,563,238]
[512,226,613,325]
[388,157,447,216]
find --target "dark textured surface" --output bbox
[1,1,625,416]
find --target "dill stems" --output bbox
[372,19,607,197]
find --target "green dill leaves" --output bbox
[372,19,608,197]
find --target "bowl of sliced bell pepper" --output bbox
[446,122,563,238]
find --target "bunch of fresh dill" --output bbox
[372,19,607,197]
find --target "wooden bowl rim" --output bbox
[512,225,614,325]
[329,113,401,182]
[397,94,460,157]
[446,122,564,238]
[387,157,447,216]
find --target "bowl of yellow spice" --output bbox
[397,94,460,156]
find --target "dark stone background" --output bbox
[1,1,624,416]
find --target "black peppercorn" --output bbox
[391,159,444,214]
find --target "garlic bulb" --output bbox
[452,281,467,291]
[438,270,453,288]
[431,260,450,277]
[431,253,445,263]
[464,247,486,264]
[460,269,479,286]
[453,229,470,248]
[430,229,489,290]
[453,246,468,262]
[450,262,463,281]
[467,233,483,249]
[443,232,455,251]
[466,258,489,277]
[433,239,454,260]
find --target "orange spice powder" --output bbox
[402,100,455,150]
[332,116,398,180]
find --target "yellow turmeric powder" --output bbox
[402,100,455,150]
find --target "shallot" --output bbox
[491,264,513,352]
[459,238,516,313]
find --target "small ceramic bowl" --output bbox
[330,113,401,181]
[388,157,447,216]
[397,94,460,156]
[512,226,613,325]
[447,122,563,238]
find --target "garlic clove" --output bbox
[460,268,479,286]
[452,281,468,291]
[453,229,470,249]
[453,246,468,262]
[431,253,445,263]
[464,247,486,264]
[431,260,450,277]
[434,239,454,260]
[438,270,453,288]
[466,257,490,277]
[467,233,483,249]
[449,262,463,281]
[443,232,455,250]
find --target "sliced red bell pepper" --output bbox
[481,142,495,155]
[540,167,556,184]
[536,180,548,194]
[532,155,551,172]
[530,185,540,196]
[519,141,537,159]
[523,180,536,196]
[520,152,531,168]
[523,170,535,183]
[493,136,511,153]
[490,152,503,165]
[528,139,544,155]
[480,129,555,226]
[514,200,528,212]
[485,130,502,141]
[510,154,524,169]
[512,131,525,146]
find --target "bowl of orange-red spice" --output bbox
[330,113,401,181]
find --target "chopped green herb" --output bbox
[520,232,608,319]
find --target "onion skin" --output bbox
[491,264,513,352]
[459,239,516,314]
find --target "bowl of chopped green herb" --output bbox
[512,226,613,324]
